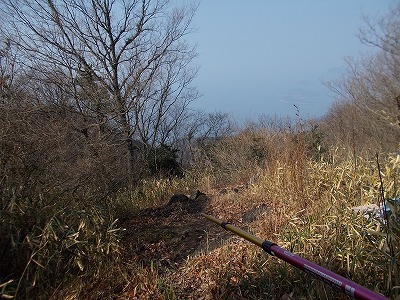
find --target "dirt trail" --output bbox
[120,192,230,269]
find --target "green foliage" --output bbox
[249,136,268,166]
[305,124,327,160]
[147,144,183,178]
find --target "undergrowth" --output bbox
[1,127,399,299]
[167,149,400,299]
[0,198,123,299]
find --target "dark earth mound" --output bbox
[120,190,269,271]
[120,191,228,269]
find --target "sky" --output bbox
[187,0,398,121]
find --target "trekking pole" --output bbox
[201,213,387,300]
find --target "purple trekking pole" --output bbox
[202,213,388,300]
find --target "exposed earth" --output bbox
[121,191,227,270]
[120,190,269,271]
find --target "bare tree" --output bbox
[358,4,400,128]
[324,4,400,152]
[1,0,199,171]
[162,110,236,167]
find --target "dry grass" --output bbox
[1,126,399,299]
[163,140,400,299]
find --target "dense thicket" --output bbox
[0,1,399,299]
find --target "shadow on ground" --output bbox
[120,191,230,269]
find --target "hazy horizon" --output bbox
[187,0,398,121]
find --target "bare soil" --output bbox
[120,192,231,270]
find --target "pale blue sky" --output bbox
[187,0,398,120]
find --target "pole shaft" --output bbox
[201,213,387,300]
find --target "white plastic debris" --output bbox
[352,197,400,222]
[352,203,384,220]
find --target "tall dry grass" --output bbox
[165,126,399,299]
[0,197,124,299]
[1,118,399,299]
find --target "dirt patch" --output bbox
[120,192,231,269]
